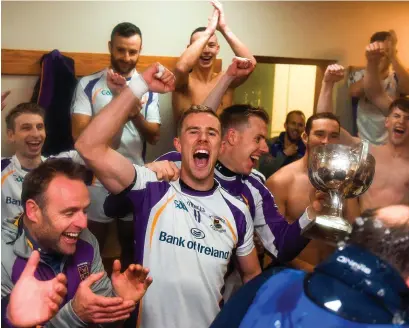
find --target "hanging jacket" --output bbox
[31,49,77,156]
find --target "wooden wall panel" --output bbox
[1,49,222,76]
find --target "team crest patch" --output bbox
[210,215,226,233]
[77,262,90,281]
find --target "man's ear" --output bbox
[108,41,113,54]
[384,115,390,129]
[174,137,182,153]
[25,199,41,224]
[6,129,14,143]
[225,128,238,146]
[301,132,308,146]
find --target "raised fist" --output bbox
[323,64,345,83]
[365,42,385,64]
[226,57,255,78]
[107,69,127,96]
[141,63,176,94]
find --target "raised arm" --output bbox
[202,57,255,111]
[211,0,256,88]
[174,9,219,91]
[388,30,409,95]
[75,64,175,194]
[317,64,360,146]
[364,42,393,114]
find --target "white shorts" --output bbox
[87,185,133,223]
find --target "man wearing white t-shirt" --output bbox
[349,30,409,145]
[71,22,160,267]
[75,63,266,328]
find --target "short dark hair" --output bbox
[370,31,391,43]
[190,27,207,41]
[305,112,340,135]
[285,110,305,124]
[350,208,409,278]
[388,96,409,115]
[219,104,269,137]
[177,105,220,136]
[21,158,87,212]
[111,22,142,43]
[5,102,45,131]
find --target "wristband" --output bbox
[155,65,165,79]
[129,74,149,99]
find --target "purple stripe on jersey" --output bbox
[127,181,171,264]
[155,150,181,162]
[1,158,11,172]
[216,177,256,219]
[251,171,266,184]
[11,239,95,310]
[240,184,256,220]
[220,196,246,248]
[65,239,94,301]
[84,77,101,115]
[38,51,55,109]
[246,176,309,262]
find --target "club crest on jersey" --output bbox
[210,216,226,233]
[77,262,90,281]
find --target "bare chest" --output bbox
[361,154,409,209]
[285,175,312,223]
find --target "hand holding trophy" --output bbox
[302,140,375,244]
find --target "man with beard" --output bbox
[258,110,306,179]
[75,62,265,328]
[173,0,256,123]
[265,65,360,271]
[318,62,409,211]
[71,22,159,267]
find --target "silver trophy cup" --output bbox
[302,141,375,244]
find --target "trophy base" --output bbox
[301,215,352,246]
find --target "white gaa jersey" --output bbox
[126,165,255,328]
[70,68,160,165]
[349,69,398,145]
[1,151,85,221]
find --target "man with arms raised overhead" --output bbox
[75,63,262,328]
[318,61,409,211]
[173,0,256,122]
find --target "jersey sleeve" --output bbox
[131,165,159,191]
[236,208,255,257]
[144,92,161,124]
[71,79,92,116]
[251,179,310,262]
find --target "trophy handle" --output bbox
[356,139,370,169]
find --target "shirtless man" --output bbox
[173,0,256,122]
[318,63,409,211]
[265,65,361,271]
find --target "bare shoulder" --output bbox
[266,163,295,191]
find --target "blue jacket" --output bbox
[210,245,409,327]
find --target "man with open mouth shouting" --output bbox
[172,0,257,125]
[2,102,90,223]
[75,62,265,328]
[317,61,409,212]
